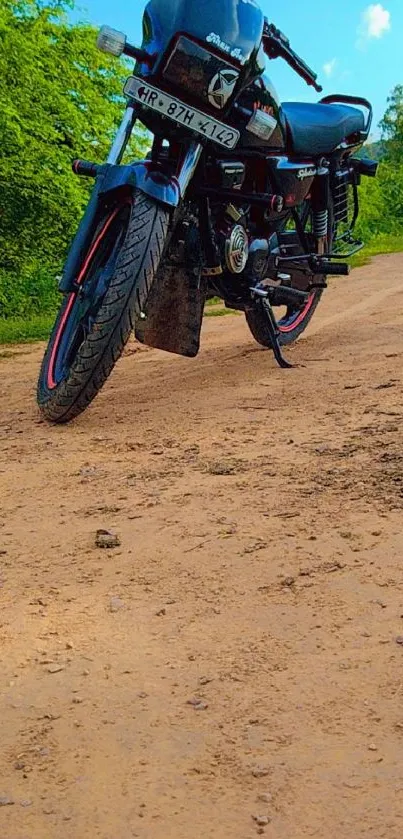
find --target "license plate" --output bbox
[124,77,240,150]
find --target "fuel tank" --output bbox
[141,0,264,70]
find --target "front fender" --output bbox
[59,161,180,293]
[99,161,181,208]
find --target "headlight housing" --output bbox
[163,36,239,110]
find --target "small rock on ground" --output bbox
[252,766,270,778]
[253,815,271,826]
[95,530,121,549]
[109,596,125,613]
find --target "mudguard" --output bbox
[135,258,206,357]
[59,161,180,293]
[99,161,181,207]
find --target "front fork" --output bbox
[59,106,203,293]
[106,105,137,164]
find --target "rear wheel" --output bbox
[37,192,169,423]
[245,288,323,348]
[245,199,328,348]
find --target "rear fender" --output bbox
[59,161,180,293]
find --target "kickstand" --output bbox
[261,299,293,369]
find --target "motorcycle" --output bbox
[37,0,378,423]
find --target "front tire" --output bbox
[37,192,169,423]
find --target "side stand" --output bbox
[261,298,293,368]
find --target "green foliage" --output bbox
[0,313,55,344]
[380,85,403,164]
[0,0,147,319]
[356,161,403,240]
[355,140,386,161]
[356,84,403,243]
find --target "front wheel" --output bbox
[245,288,323,349]
[37,192,169,423]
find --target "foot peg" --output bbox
[252,282,309,308]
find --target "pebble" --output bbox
[373,599,387,609]
[155,608,166,616]
[252,766,270,778]
[253,815,271,826]
[281,576,295,588]
[368,744,378,751]
[47,664,65,674]
[396,637,403,646]
[199,676,213,686]
[95,530,121,549]
[0,796,15,806]
[20,800,32,808]
[187,697,208,711]
[257,793,272,804]
[109,596,125,613]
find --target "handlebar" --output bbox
[262,21,323,93]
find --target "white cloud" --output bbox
[323,59,337,77]
[358,4,391,42]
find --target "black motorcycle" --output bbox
[37,0,378,423]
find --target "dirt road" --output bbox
[1,252,403,839]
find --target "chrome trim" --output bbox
[177,141,203,196]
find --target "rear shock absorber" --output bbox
[311,162,330,244]
[312,208,328,238]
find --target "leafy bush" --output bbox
[0,0,147,320]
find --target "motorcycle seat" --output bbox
[281,102,365,156]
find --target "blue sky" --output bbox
[74,0,401,138]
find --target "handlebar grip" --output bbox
[72,159,99,177]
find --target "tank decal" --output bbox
[206,32,247,65]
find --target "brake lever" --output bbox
[263,19,322,93]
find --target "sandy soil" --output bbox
[1,252,403,839]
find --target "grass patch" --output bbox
[204,306,239,317]
[0,314,54,345]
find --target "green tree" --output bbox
[356,84,403,242]
[0,0,147,318]
[380,84,403,164]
